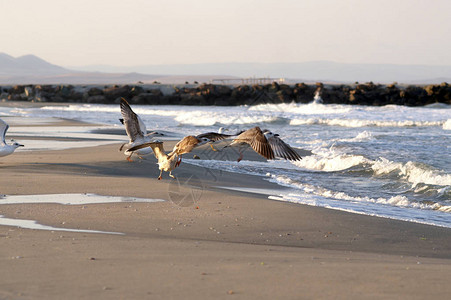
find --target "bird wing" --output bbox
[265,134,302,161]
[120,98,144,142]
[235,127,274,160]
[136,114,147,135]
[128,141,166,159]
[0,119,8,145]
[172,135,200,155]
[196,132,234,142]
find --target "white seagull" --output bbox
[119,98,164,161]
[227,126,302,162]
[0,118,24,158]
[128,141,180,180]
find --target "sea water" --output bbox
[1,101,450,227]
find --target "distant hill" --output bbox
[71,61,451,84]
[0,53,160,84]
[0,53,69,76]
[1,53,450,84]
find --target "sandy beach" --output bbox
[1,116,451,299]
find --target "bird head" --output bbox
[262,129,275,139]
[12,142,24,148]
[199,137,211,144]
[150,131,164,137]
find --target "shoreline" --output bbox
[1,116,451,299]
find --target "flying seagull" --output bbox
[119,98,163,161]
[0,118,24,158]
[128,141,180,180]
[127,132,218,179]
[227,126,302,162]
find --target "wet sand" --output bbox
[1,117,451,299]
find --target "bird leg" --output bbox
[169,171,176,179]
[157,170,163,180]
[237,145,244,162]
[126,154,133,162]
[176,155,182,167]
[237,151,244,162]
[210,144,219,152]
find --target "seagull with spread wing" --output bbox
[227,126,302,162]
[126,131,230,179]
[119,98,163,161]
[0,118,24,158]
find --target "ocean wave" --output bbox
[371,158,451,187]
[248,102,352,115]
[289,118,444,128]
[267,175,451,213]
[295,148,451,188]
[175,111,283,126]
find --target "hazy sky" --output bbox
[1,0,450,67]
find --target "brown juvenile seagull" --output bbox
[228,126,302,162]
[168,135,212,166]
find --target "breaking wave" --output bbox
[268,175,451,213]
[289,118,445,128]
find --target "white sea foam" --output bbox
[40,104,119,113]
[289,118,444,128]
[352,131,373,141]
[292,153,369,172]
[175,111,280,126]
[248,102,352,115]
[444,119,451,130]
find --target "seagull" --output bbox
[167,135,212,166]
[0,118,24,158]
[128,141,180,180]
[119,98,164,161]
[127,133,215,179]
[227,126,302,162]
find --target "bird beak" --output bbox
[18,144,24,147]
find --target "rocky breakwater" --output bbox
[0,82,450,106]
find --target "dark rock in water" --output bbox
[86,95,108,103]
[103,85,130,100]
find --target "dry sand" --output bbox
[0,117,451,299]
